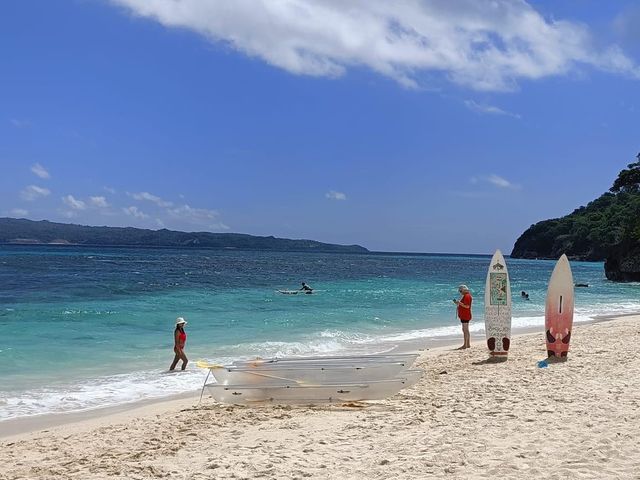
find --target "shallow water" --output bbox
[1,245,638,420]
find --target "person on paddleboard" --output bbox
[453,284,472,349]
[300,282,314,294]
[170,317,189,371]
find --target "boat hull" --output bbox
[205,370,422,405]
[210,362,410,386]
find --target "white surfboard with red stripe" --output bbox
[545,254,574,358]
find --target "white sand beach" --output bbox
[1,315,639,479]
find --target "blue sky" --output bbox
[1,0,639,253]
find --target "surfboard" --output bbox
[484,249,512,356]
[545,254,574,358]
[277,290,299,295]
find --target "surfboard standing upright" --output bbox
[545,254,574,358]
[484,250,512,356]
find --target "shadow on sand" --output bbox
[545,355,568,364]
[472,356,509,365]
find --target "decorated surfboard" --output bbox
[545,254,574,358]
[484,249,512,356]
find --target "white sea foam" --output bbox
[358,309,627,345]
[0,369,206,421]
[62,309,118,316]
[213,336,372,361]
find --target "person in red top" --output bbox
[170,317,189,371]
[453,284,473,349]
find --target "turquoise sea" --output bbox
[1,245,638,421]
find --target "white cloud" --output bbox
[129,191,173,207]
[111,0,640,91]
[30,163,50,179]
[123,193,228,230]
[166,204,229,230]
[62,195,87,210]
[21,185,51,201]
[90,196,110,208]
[123,206,149,219]
[472,174,521,190]
[211,222,231,231]
[167,204,218,221]
[326,190,347,201]
[10,208,29,217]
[464,100,521,119]
[487,174,518,189]
[103,186,117,194]
[10,118,31,128]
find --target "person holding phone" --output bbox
[453,284,472,349]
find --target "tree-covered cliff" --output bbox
[0,218,369,254]
[511,154,640,281]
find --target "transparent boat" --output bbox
[231,353,419,368]
[203,370,423,405]
[209,361,410,386]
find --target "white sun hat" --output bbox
[176,317,187,325]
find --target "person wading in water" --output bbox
[170,317,188,371]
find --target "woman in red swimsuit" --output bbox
[170,317,188,371]
[453,284,473,349]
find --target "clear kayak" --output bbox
[207,361,410,386]
[231,353,419,368]
[203,370,423,405]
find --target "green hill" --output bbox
[511,154,640,281]
[0,218,369,254]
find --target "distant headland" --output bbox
[0,218,369,254]
[510,153,640,281]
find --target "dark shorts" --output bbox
[460,320,470,324]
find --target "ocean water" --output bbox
[1,245,638,421]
